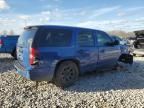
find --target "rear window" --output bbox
[18,28,37,46]
[35,28,72,47]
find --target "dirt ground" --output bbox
[1,54,144,108]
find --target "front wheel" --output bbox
[53,61,79,88]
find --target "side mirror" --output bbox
[113,40,120,45]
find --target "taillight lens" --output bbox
[29,48,38,65]
[0,39,3,48]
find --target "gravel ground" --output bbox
[1,54,144,108]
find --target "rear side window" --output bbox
[18,28,37,46]
[78,30,94,47]
[36,29,72,47]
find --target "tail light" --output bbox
[29,47,39,65]
[0,39,3,48]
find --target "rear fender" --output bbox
[118,54,133,64]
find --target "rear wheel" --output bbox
[53,61,79,88]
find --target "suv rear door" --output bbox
[96,31,121,67]
[17,27,38,68]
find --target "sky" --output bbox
[0,0,144,34]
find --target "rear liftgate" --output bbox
[118,54,133,65]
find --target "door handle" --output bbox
[78,50,85,54]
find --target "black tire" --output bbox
[11,49,17,59]
[53,61,79,88]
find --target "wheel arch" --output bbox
[54,58,80,76]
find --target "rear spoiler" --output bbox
[24,26,38,30]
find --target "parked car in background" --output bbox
[128,30,144,56]
[14,25,133,87]
[0,35,19,59]
[134,30,144,49]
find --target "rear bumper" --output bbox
[14,61,54,81]
[14,61,30,79]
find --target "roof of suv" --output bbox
[25,25,104,32]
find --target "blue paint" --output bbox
[0,35,19,53]
[14,25,122,81]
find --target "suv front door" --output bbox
[96,31,121,67]
[76,30,99,72]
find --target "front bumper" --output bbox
[118,54,133,64]
[14,61,54,81]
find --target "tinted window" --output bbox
[112,36,122,41]
[78,30,94,47]
[96,32,112,46]
[18,28,37,46]
[36,29,72,47]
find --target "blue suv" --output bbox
[14,25,133,87]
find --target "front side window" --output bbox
[36,29,72,47]
[78,30,94,47]
[96,31,112,46]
